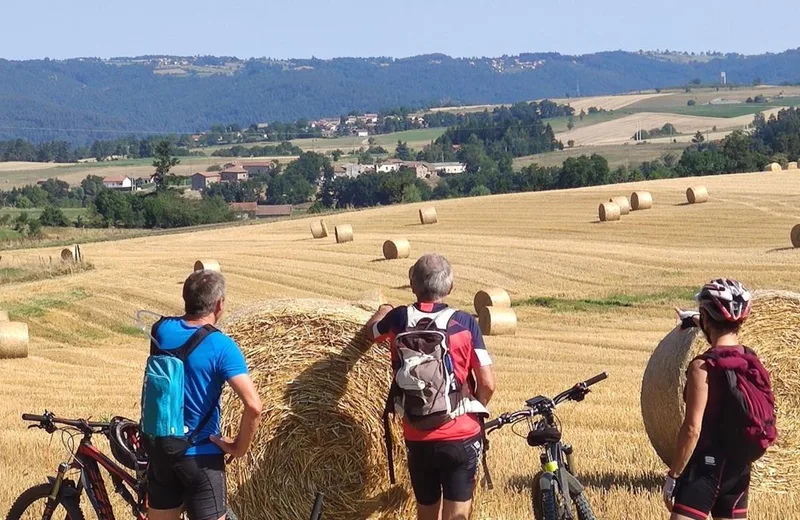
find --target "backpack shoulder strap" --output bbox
[432,308,457,330]
[172,324,219,362]
[149,317,167,355]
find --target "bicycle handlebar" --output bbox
[22,412,109,432]
[584,372,608,388]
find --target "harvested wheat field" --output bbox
[2,171,800,519]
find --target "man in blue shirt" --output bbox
[148,270,262,520]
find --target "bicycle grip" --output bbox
[584,372,608,387]
[22,413,45,422]
[484,418,500,430]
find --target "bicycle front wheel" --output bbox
[572,490,597,520]
[532,474,567,520]
[6,483,85,520]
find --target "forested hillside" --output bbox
[2,50,800,143]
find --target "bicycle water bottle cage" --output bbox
[525,396,551,410]
[527,426,561,447]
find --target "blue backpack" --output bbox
[140,318,219,461]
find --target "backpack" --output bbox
[698,346,777,463]
[140,318,219,462]
[382,306,489,484]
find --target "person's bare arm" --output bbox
[474,365,496,406]
[365,304,393,342]
[210,373,262,458]
[670,359,709,477]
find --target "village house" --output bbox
[102,175,134,190]
[376,159,403,173]
[229,202,258,213]
[191,172,221,191]
[242,162,274,176]
[353,129,369,138]
[334,163,376,178]
[429,162,467,175]
[220,164,249,183]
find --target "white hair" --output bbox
[410,253,453,301]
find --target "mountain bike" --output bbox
[485,372,608,520]
[6,411,239,520]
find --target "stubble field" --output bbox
[1,171,800,518]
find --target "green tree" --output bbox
[395,141,412,161]
[469,185,491,197]
[26,220,42,237]
[152,140,180,192]
[331,149,343,162]
[13,212,29,232]
[687,99,696,106]
[567,118,575,131]
[39,206,70,227]
[401,183,422,203]
[692,131,705,144]
[567,140,575,148]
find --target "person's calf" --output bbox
[442,499,472,520]
[416,501,442,520]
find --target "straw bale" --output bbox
[630,191,653,210]
[478,306,517,336]
[60,248,74,262]
[0,310,8,322]
[765,162,782,172]
[787,162,798,170]
[310,221,327,239]
[610,196,630,215]
[641,290,800,492]
[335,224,354,244]
[686,186,709,204]
[220,299,412,519]
[598,202,621,222]
[418,207,438,225]
[0,322,29,359]
[320,219,329,236]
[791,224,800,248]
[382,239,410,260]
[473,288,511,315]
[193,259,221,272]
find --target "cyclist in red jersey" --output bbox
[664,279,754,520]
[367,253,495,520]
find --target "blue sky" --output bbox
[3,0,797,59]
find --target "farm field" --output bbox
[1,170,800,518]
[289,128,446,154]
[513,142,687,169]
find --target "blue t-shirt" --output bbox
[155,318,248,456]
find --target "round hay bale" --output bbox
[220,299,412,520]
[686,186,709,204]
[193,259,221,272]
[473,288,512,315]
[765,162,782,172]
[320,219,329,236]
[60,248,74,262]
[610,196,631,215]
[334,224,353,244]
[641,290,800,492]
[310,221,327,239]
[598,202,621,222]
[792,224,800,248]
[418,207,438,225]
[382,239,411,260]
[630,191,653,211]
[0,322,29,359]
[787,161,798,170]
[0,311,8,322]
[478,306,517,336]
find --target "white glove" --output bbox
[662,473,678,511]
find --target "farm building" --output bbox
[334,164,375,178]
[102,175,134,190]
[429,162,467,175]
[242,162,275,176]
[191,172,221,191]
[377,159,403,173]
[220,165,249,183]
[229,202,258,213]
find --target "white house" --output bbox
[430,162,467,175]
[376,159,403,173]
[356,129,369,138]
[102,175,134,190]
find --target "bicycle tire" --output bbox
[225,506,239,520]
[572,491,597,520]
[6,483,86,520]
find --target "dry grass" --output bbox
[2,171,800,518]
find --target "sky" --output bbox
[2,0,798,60]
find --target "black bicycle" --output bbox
[486,372,608,520]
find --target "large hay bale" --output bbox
[220,300,411,520]
[0,322,29,359]
[60,248,74,262]
[791,224,800,248]
[598,202,621,222]
[418,207,438,225]
[473,288,511,315]
[320,219,329,236]
[765,162,782,172]
[335,224,354,244]
[630,191,653,210]
[382,239,410,260]
[787,161,798,170]
[193,259,221,272]
[478,306,517,336]
[686,186,709,204]
[310,221,327,239]
[641,290,800,492]
[610,196,631,215]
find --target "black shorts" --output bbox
[405,434,483,506]
[147,454,227,520]
[673,451,750,520]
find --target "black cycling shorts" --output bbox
[673,451,750,520]
[405,434,483,506]
[148,454,227,520]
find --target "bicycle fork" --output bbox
[42,463,72,518]
[540,443,585,519]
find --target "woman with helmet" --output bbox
[663,278,762,520]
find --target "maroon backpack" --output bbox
[699,347,777,463]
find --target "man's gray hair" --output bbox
[410,253,454,301]
[183,270,226,316]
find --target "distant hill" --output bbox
[2,50,800,144]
